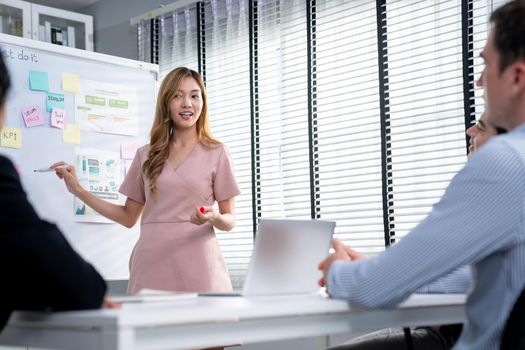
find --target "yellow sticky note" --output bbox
[62,72,80,93]
[63,124,81,144]
[0,127,22,149]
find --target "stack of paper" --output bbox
[110,289,197,303]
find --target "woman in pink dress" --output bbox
[52,67,240,294]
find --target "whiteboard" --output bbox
[0,33,158,280]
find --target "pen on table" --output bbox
[34,165,69,172]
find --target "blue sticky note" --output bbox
[46,92,65,112]
[29,71,49,92]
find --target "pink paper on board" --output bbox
[21,106,44,128]
[51,108,67,129]
[121,142,138,160]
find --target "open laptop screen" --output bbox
[242,219,335,297]
[200,219,335,297]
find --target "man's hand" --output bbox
[102,297,121,309]
[318,239,367,287]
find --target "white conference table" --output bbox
[0,293,466,350]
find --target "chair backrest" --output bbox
[500,284,525,349]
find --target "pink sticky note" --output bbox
[51,108,67,129]
[21,106,43,128]
[121,142,138,160]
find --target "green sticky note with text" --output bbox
[46,92,65,112]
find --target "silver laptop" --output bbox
[201,218,335,297]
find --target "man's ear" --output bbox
[511,60,525,96]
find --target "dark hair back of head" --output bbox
[496,126,507,135]
[490,0,525,72]
[0,50,11,104]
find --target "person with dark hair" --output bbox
[466,112,507,155]
[0,52,112,331]
[320,0,525,349]
[327,112,506,350]
[52,67,240,295]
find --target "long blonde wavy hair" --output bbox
[143,67,220,195]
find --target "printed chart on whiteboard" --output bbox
[75,80,138,136]
[74,147,122,223]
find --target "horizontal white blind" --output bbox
[385,0,468,240]
[316,0,385,255]
[158,7,199,81]
[258,0,312,219]
[136,0,495,281]
[471,0,508,121]
[204,0,253,289]
[138,19,153,64]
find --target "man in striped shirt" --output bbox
[319,1,525,349]
[327,112,507,350]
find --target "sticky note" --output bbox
[46,92,65,112]
[51,108,67,129]
[0,127,22,149]
[63,124,80,144]
[62,73,80,93]
[29,71,49,92]
[121,142,137,160]
[21,106,43,128]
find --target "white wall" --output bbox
[77,0,177,60]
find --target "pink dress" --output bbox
[119,143,240,294]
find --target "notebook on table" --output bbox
[111,289,197,303]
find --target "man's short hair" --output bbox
[490,0,525,72]
[496,127,507,135]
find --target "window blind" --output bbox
[134,0,499,283]
[471,0,508,121]
[203,0,254,289]
[257,0,312,219]
[316,0,386,255]
[137,19,153,64]
[384,0,468,241]
[158,7,199,80]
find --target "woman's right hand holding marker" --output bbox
[50,161,83,196]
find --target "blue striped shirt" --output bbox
[416,265,471,294]
[328,123,525,350]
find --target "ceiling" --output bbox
[30,0,101,12]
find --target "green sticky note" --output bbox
[46,92,65,112]
[29,71,49,92]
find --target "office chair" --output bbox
[403,328,414,350]
[500,285,525,349]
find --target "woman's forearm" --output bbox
[75,188,139,228]
[210,212,235,231]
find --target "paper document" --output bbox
[110,289,197,303]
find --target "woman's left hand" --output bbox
[190,206,216,225]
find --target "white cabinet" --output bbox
[0,0,31,39]
[31,3,93,51]
[0,0,93,50]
